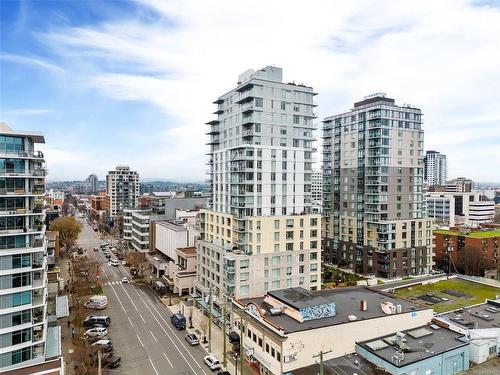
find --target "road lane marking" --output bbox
[148,357,160,375]
[139,290,201,368]
[139,313,146,323]
[125,286,199,374]
[150,330,158,342]
[136,334,144,347]
[109,284,127,314]
[128,317,134,327]
[118,282,139,312]
[162,352,174,368]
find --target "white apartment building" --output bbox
[106,165,139,217]
[197,66,321,308]
[424,150,447,186]
[425,191,495,227]
[311,170,322,214]
[122,208,139,243]
[0,124,53,371]
[130,210,151,252]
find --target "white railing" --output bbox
[458,274,500,288]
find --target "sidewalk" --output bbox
[163,298,257,375]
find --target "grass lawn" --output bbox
[395,278,500,313]
[433,229,500,238]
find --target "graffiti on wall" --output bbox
[300,302,336,321]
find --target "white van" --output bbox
[84,295,108,310]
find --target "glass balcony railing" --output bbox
[0,149,44,158]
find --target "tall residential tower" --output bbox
[322,94,433,278]
[106,165,139,217]
[424,150,447,186]
[196,66,321,305]
[0,124,49,371]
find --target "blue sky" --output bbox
[1,0,500,182]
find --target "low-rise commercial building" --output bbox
[163,247,197,296]
[232,286,433,375]
[425,191,495,227]
[356,324,469,375]
[434,299,500,364]
[89,192,109,218]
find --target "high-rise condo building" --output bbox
[106,165,139,217]
[424,150,447,186]
[322,94,433,278]
[86,173,98,193]
[0,124,50,371]
[196,66,321,305]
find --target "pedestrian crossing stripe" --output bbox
[103,281,130,285]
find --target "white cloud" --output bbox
[2,108,54,116]
[0,53,64,73]
[38,0,500,182]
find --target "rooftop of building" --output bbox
[437,299,500,330]
[357,323,468,368]
[156,219,190,231]
[176,247,196,257]
[433,228,500,238]
[292,352,378,375]
[0,122,45,143]
[237,286,428,334]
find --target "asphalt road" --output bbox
[75,215,212,375]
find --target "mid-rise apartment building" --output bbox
[106,165,139,217]
[311,170,323,214]
[322,94,433,278]
[0,124,51,371]
[446,177,473,193]
[424,150,447,186]
[196,66,321,306]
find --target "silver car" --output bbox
[185,333,199,346]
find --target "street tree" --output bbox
[198,314,209,344]
[127,252,148,279]
[456,246,486,276]
[49,216,82,256]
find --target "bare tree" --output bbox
[127,252,148,280]
[198,314,209,344]
[456,246,486,276]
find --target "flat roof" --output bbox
[433,229,500,238]
[268,288,334,310]
[437,300,500,329]
[156,220,188,231]
[293,352,378,375]
[238,286,428,334]
[176,247,196,257]
[357,324,468,368]
[0,123,45,143]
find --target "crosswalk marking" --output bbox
[102,281,130,286]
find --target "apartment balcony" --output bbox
[0,224,45,236]
[0,149,44,160]
[223,265,235,273]
[0,207,45,217]
[0,168,47,178]
[206,126,220,135]
[223,277,235,286]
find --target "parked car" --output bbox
[102,352,121,368]
[217,372,231,375]
[85,327,108,338]
[83,316,111,328]
[91,339,113,352]
[121,277,129,283]
[185,334,199,346]
[110,259,120,266]
[204,355,221,370]
[105,253,112,259]
[171,313,186,330]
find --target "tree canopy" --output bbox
[49,216,82,252]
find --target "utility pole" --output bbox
[97,350,102,375]
[313,349,332,375]
[208,287,213,353]
[239,317,244,375]
[222,296,227,368]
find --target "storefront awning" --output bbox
[56,295,69,318]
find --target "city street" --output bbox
[76,217,213,375]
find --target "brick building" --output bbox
[433,228,500,276]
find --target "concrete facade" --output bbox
[0,124,51,371]
[322,94,434,277]
[106,165,139,217]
